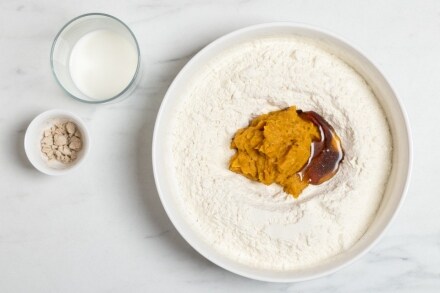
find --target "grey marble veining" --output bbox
[0,0,438,292]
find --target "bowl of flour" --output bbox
[152,23,411,282]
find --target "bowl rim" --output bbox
[152,22,413,282]
[24,109,91,176]
[50,12,141,104]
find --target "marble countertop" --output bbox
[0,0,438,292]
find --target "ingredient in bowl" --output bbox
[40,121,82,164]
[229,106,343,197]
[170,36,392,271]
[69,29,138,100]
[297,110,344,185]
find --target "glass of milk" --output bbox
[51,13,141,103]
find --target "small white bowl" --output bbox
[24,109,90,175]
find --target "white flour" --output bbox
[169,36,392,271]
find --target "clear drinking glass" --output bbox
[50,13,141,104]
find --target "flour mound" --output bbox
[169,36,392,271]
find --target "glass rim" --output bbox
[50,12,141,104]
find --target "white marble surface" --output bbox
[0,0,438,292]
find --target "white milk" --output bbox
[69,29,138,100]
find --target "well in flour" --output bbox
[170,36,392,271]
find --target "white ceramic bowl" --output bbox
[24,109,90,175]
[152,23,412,282]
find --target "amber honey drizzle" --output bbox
[297,110,344,185]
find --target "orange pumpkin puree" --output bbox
[229,106,320,197]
